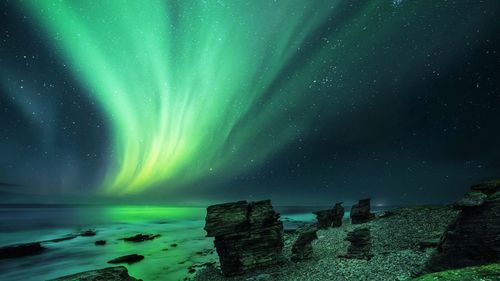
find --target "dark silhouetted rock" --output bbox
[94,240,106,246]
[332,202,345,227]
[107,254,144,264]
[313,202,344,229]
[313,209,334,229]
[291,227,318,261]
[427,180,500,272]
[79,230,97,237]
[120,234,160,242]
[49,266,139,281]
[342,227,372,260]
[0,242,45,259]
[351,198,375,224]
[204,200,284,276]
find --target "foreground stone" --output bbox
[50,266,140,281]
[342,227,372,260]
[350,198,375,224]
[291,227,318,261]
[204,200,284,276]
[411,263,500,281]
[427,180,500,271]
[107,254,144,264]
[0,242,45,259]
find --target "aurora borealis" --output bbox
[1,0,500,204]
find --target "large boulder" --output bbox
[427,180,500,272]
[204,200,284,276]
[49,266,139,281]
[0,242,45,259]
[350,198,375,224]
[332,202,345,227]
[291,227,318,261]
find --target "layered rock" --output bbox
[350,198,375,224]
[204,200,284,276]
[313,202,345,229]
[342,227,372,260]
[427,180,500,271]
[50,266,139,281]
[291,227,318,261]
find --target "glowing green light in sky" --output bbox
[23,0,343,194]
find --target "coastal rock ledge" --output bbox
[49,266,139,281]
[204,200,284,276]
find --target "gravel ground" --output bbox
[191,205,458,281]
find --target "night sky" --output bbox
[1,0,499,206]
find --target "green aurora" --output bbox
[19,0,496,196]
[22,0,340,194]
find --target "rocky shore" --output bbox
[194,205,460,281]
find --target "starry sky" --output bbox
[1,0,499,205]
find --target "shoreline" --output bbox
[193,205,458,281]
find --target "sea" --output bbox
[0,205,389,281]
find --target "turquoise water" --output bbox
[0,205,321,281]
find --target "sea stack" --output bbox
[204,200,284,276]
[332,202,345,227]
[291,227,318,262]
[343,227,372,260]
[350,198,375,224]
[313,202,345,229]
[427,180,500,271]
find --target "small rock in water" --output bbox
[79,229,97,237]
[0,242,45,259]
[94,240,106,246]
[291,227,318,261]
[107,254,144,264]
[120,234,160,242]
[351,198,375,224]
[49,266,139,281]
[170,243,178,247]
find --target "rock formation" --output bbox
[291,227,318,261]
[313,202,345,229]
[107,254,144,264]
[342,227,372,260]
[350,198,375,224]
[332,202,345,227]
[204,200,284,276]
[120,234,160,242]
[427,180,500,271]
[0,242,45,259]
[50,266,139,281]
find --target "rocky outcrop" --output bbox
[94,240,106,246]
[313,202,345,229]
[350,198,375,224]
[50,266,139,281]
[204,200,284,276]
[120,234,160,242]
[342,227,372,260]
[107,254,144,264]
[0,242,45,259]
[427,180,500,272]
[291,227,318,261]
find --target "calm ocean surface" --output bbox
[0,205,388,281]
